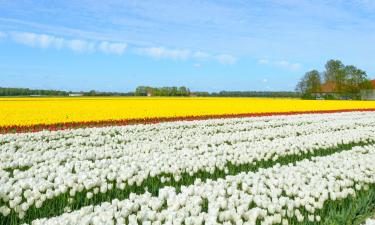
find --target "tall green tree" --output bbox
[343,65,368,94]
[323,59,346,92]
[296,59,374,99]
[324,60,344,81]
[296,70,322,94]
[177,86,190,96]
[135,86,150,96]
[134,86,191,96]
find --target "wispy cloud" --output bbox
[136,47,191,60]
[193,51,211,60]
[274,60,302,71]
[67,39,95,53]
[0,31,6,39]
[136,46,236,64]
[258,58,302,71]
[216,54,237,65]
[193,63,202,68]
[258,59,269,65]
[6,31,237,64]
[99,41,127,55]
[11,32,64,49]
[2,0,375,67]
[8,31,127,55]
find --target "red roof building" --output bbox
[371,79,375,88]
[319,81,336,93]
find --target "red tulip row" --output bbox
[1,108,375,134]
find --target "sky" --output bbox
[0,0,374,92]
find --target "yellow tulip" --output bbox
[1,97,375,127]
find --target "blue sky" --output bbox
[0,0,374,92]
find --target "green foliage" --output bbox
[0,87,135,97]
[297,59,374,99]
[324,94,335,100]
[134,86,191,96]
[0,87,69,96]
[324,59,346,92]
[134,86,301,97]
[301,93,315,100]
[319,187,375,225]
[201,91,301,98]
[83,90,134,96]
[296,70,322,94]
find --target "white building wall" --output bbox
[361,90,375,100]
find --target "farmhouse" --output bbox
[312,81,339,99]
[69,93,84,97]
[320,81,336,94]
[361,79,375,100]
[313,79,375,100]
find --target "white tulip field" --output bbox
[1,111,375,224]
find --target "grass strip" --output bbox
[283,185,375,225]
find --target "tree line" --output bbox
[134,86,300,98]
[296,59,374,99]
[195,91,300,98]
[134,86,191,96]
[0,88,134,97]
[0,87,69,96]
[0,86,302,98]
[84,90,134,96]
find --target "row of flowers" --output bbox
[1,112,375,223]
[2,111,374,169]
[1,108,375,134]
[27,145,375,225]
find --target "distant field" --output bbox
[1,97,375,128]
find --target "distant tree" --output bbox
[296,70,322,95]
[135,86,150,96]
[296,59,374,99]
[194,92,210,96]
[323,59,347,92]
[134,86,191,96]
[87,90,97,96]
[204,91,300,98]
[0,87,69,96]
[324,60,344,81]
[359,79,374,90]
[343,65,368,94]
[177,86,190,96]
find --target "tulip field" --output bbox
[1,98,375,224]
[2,97,375,133]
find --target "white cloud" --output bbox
[258,59,269,64]
[136,47,191,60]
[99,41,127,55]
[262,78,268,83]
[67,39,95,53]
[274,60,302,71]
[8,31,238,64]
[193,51,210,60]
[11,32,64,49]
[137,47,237,65]
[9,31,127,55]
[193,63,202,68]
[0,31,6,39]
[216,54,237,64]
[258,58,302,71]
